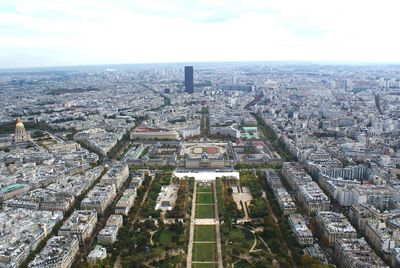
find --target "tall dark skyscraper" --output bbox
[184,66,194,94]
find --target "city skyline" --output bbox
[1,0,400,68]
[1,60,400,267]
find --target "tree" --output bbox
[300,254,334,268]
[227,187,233,195]
[249,198,268,218]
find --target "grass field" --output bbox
[159,230,173,245]
[197,185,212,193]
[192,263,217,268]
[196,192,213,204]
[196,204,214,218]
[194,225,215,241]
[191,183,218,266]
[193,242,216,262]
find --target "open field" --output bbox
[193,242,216,262]
[197,185,212,192]
[196,192,213,204]
[196,204,214,218]
[194,225,216,241]
[189,182,221,268]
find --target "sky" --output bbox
[0,0,400,68]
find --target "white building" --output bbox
[87,245,107,263]
[316,211,357,245]
[97,214,123,245]
[28,236,79,268]
[209,125,240,138]
[288,214,314,245]
[58,210,97,244]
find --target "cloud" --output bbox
[0,0,400,68]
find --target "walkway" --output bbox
[232,184,252,220]
[186,181,197,268]
[194,219,218,225]
[212,182,224,268]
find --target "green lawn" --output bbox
[228,227,254,252]
[196,192,213,204]
[159,230,173,245]
[197,185,212,193]
[192,263,217,268]
[194,225,215,241]
[193,242,216,262]
[196,204,214,218]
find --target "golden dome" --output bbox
[16,117,24,128]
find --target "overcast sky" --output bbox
[0,0,399,68]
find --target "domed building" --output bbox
[14,117,30,143]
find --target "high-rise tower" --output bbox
[184,66,194,94]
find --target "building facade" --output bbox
[316,211,357,245]
[14,117,31,143]
[185,66,194,94]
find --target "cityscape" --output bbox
[0,63,400,268]
[1,0,400,268]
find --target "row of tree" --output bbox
[240,171,269,218]
[165,178,194,218]
[252,112,297,161]
[141,172,172,218]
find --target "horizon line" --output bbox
[1,59,400,72]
